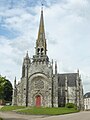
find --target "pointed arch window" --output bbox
[41,48,44,56]
[37,48,40,55]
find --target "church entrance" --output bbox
[35,95,41,107]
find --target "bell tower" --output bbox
[33,6,49,63]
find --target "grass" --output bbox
[17,107,79,115]
[0,106,26,111]
[0,106,79,115]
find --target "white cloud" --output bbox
[45,0,90,93]
[0,0,90,93]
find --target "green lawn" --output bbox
[0,106,26,111]
[0,106,79,115]
[17,107,79,115]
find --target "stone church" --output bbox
[12,7,84,109]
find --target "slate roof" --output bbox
[58,73,78,87]
[84,92,90,98]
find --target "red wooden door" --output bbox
[36,95,41,107]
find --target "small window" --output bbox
[37,48,40,55]
[41,48,44,55]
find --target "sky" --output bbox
[0,0,90,93]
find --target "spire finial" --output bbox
[55,61,57,75]
[15,76,16,81]
[77,69,79,74]
[41,1,43,11]
[41,0,44,9]
[26,51,29,58]
[14,76,16,87]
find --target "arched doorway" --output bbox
[35,95,41,107]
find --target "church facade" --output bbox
[12,8,84,109]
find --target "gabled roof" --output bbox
[58,73,78,87]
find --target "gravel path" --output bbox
[0,111,47,120]
[36,111,90,120]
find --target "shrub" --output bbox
[0,118,3,120]
[65,103,76,109]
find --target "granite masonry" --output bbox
[12,7,84,110]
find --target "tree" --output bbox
[0,75,13,102]
[0,76,6,99]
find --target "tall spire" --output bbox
[36,5,47,56]
[37,4,45,40]
[33,6,49,63]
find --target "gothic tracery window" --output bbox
[34,79,44,89]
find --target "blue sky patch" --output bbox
[0,26,19,39]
